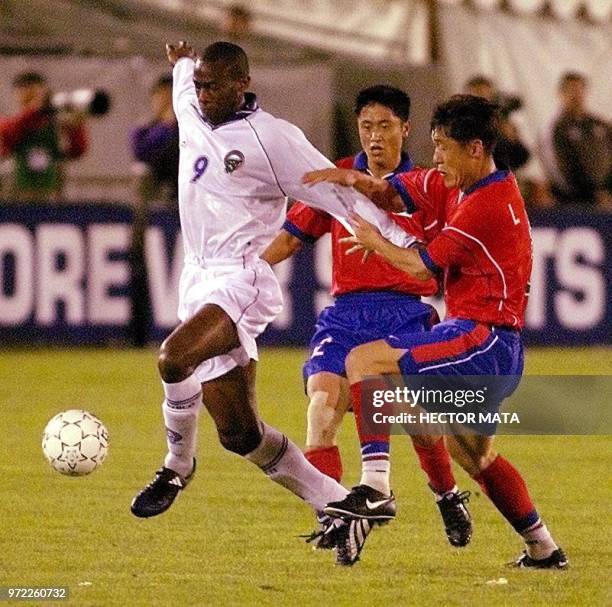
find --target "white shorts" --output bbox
[177,255,283,383]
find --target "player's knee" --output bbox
[454,448,497,477]
[345,345,372,381]
[306,391,342,447]
[218,426,262,456]
[158,341,190,383]
[471,450,498,475]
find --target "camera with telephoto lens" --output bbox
[51,89,111,116]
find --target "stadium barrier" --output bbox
[0,205,609,346]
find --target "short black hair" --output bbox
[430,94,500,154]
[201,41,249,79]
[559,71,587,91]
[354,85,411,122]
[13,71,46,87]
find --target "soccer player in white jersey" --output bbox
[130,41,408,565]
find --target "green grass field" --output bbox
[1,347,611,606]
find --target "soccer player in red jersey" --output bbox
[305,95,567,568]
[262,86,471,550]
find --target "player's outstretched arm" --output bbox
[166,41,197,119]
[261,231,303,265]
[256,119,415,247]
[303,168,404,213]
[341,214,432,281]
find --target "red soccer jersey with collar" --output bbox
[392,169,532,328]
[283,156,438,297]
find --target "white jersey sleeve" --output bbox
[172,57,197,119]
[250,118,417,247]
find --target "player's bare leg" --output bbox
[324,341,406,520]
[304,372,350,482]
[324,340,472,547]
[202,360,349,512]
[157,303,243,472]
[446,433,567,568]
[132,303,350,519]
[202,361,372,565]
[131,304,241,518]
[301,372,351,548]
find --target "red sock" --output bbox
[474,455,539,532]
[412,438,456,495]
[351,381,391,445]
[304,446,343,482]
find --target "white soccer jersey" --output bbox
[172,57,415,263]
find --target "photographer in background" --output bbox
[0,71,88,202]
[465,75,552,207]
[465,75,530,171]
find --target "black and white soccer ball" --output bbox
[42,409,109,476]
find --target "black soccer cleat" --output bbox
[435,489,472,547]
[335,518,373,566]
[511,548,568,570]
[324,484,396,521]
[301,514,343,550]
[131,459,196,518]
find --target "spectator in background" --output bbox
[465,75,530,172]
[221,3,253,41]
[542,72,611,209]
[128,74,179,347]
[466,75,553,207]
[0,71,88,202]
[130,74,179,206]
[216,3,323,63]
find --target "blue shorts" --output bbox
[303,291,437,384]
[388,318,523,409]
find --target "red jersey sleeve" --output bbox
[283,201,332,243]
[422,197,490,271]
[389,168,452,242]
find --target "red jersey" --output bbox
[283,152,438,297]
[392,169,532,329]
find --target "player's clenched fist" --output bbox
[165,40,195,65]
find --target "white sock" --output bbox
[360,459,391,495]
[162,375,202,477]
[245,421,348,512]
[521,520,558,560]
[434,485,459,502]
